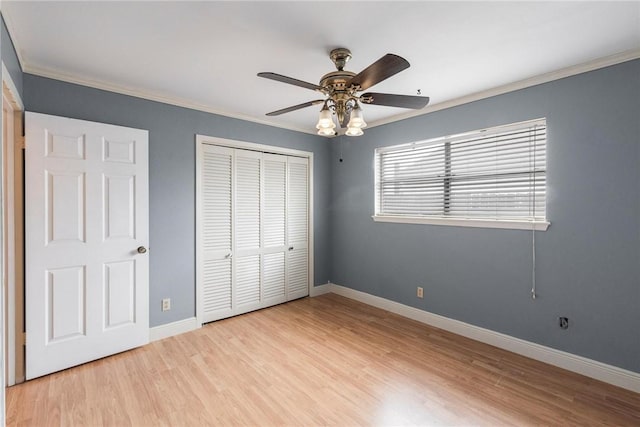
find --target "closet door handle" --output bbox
[288,246,294,251]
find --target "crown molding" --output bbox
[23,64,320,136]
[366,48,640,129]
[3,7,322,137]
[0,8,27,72]
[10,7,639,139]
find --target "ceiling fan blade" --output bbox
[361,92,430,109]
[258,72,324,91]
[266,100,324,116]
[348,54,410,91]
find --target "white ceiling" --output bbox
[3,1,640,135]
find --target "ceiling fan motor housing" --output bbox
[319,71,356,93]
[319,71,358,125]
[329,47,352,71]
[321,49,360,125]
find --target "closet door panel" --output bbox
[263,252,286,301]
[287,157,309,300]
[235,255,260,308]
[233,149,262,309]
[263,155,286,249]
[262,154,287,303]
[287,247,308,298]
[287,159,308,245]
[200,145,233,322]
[234,151,261,252]
[202,259,232,313]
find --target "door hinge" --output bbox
[21,332,26,346]
[18,135,25,149]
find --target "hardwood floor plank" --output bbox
[7,293,640,426]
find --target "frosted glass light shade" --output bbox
[316,108,335,129]
[345,127,364,137]
[317,127,336,136]
[347,107,367,129]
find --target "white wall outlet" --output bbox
[162,298,171,312]
[417,287,424,298]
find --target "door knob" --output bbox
[288,246,294,251]
[137,246,147,254]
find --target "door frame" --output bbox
[195,135,314,326]
[2,62,25,387]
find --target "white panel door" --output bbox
[25,112,149,379]
[287,156,309,300]
[199,145,233,323]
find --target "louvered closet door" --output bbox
[198,143,310,324]
[200,145,233,323]
[287,156,309,300]
[233,149,262,313]
[262,154,287,305]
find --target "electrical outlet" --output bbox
[162,298,171,312]
[417,287,424,299]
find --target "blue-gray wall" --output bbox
[24,74,331,327]
[330,59,640,373]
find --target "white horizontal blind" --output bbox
[376,119,546,222]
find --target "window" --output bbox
[374,118,549,230]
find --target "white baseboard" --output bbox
[310,283,332,297]
[150,283,330,342]
[327,283,640,394]
[149,317,200,342]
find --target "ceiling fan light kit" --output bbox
[345,127,364,137]
[341,101,367,137]
[316,105,336,129]
[258,48,430,137]
[317,127,337,137]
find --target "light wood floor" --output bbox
[7,293,640,426]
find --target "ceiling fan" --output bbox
[258,48,430,136]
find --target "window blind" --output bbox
[375,119,546,222]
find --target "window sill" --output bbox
[371,215,550,231]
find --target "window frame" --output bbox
[373,119,550,231]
